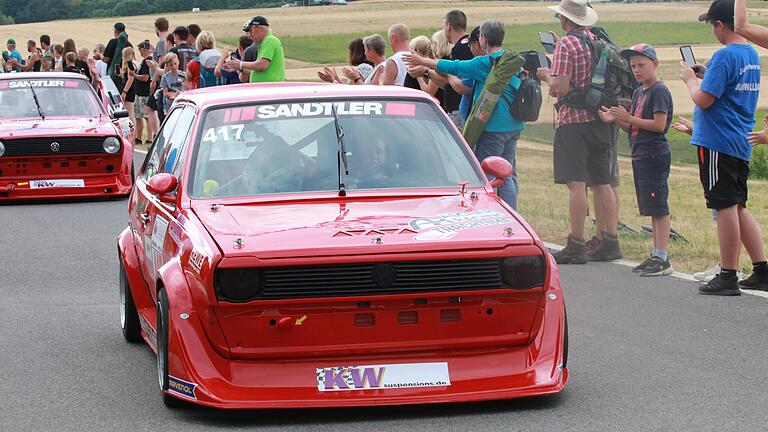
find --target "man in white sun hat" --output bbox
[537,0,621,265]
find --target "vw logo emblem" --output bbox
[50,142,60,152]
[372,264,397,289]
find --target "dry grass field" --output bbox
[0,1,735,48]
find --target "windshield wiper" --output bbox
[331,104,349,197]
[29,86,45,120]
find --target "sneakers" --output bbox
[738,272,768,291]
[586,232,623,262]
[553,235,588,265]
[694,263,742,282]
[639,256,673,277]
[584,235,601,254]
[698,274,741,296]
[693,264,721,282]
[633,256,654,273]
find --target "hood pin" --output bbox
[371,236,384,245]
[503,227,514,237]
[234,238,245,249]
[210,203,220,212]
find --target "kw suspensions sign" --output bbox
[316,362,450,392]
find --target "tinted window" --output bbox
[189,100,483,198]
[141,107,183,181]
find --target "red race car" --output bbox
[118,83,568,409]
[0,73,134,200]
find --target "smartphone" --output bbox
[680,45,696,67]
[537,51,549,69]
[539,32,555,54]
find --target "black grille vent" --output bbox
[2,137,106,157]
[259,259,505,299]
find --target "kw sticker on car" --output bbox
[316,362,450,392]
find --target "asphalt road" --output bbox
[1,152,766,431]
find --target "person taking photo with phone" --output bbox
[680,0,768,295]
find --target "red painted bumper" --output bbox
[0,154,132,200]
[162,258,568,409]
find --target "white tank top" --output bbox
[388,51,409,86]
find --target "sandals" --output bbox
[134,138,142,146]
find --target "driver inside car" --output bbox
[240,134,304,195]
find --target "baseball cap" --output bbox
[699,0,734,25]
[468,26,481,43]
[620,43,658,61]
[243,16,269,32]
[114,22,126,32]
[7,38,15,45]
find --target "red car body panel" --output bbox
[118,83,567,409]
[0,73,133,200]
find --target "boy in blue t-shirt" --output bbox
[600,44,674,277]
[680,0,768,295]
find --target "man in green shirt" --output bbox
[226,16,285,83]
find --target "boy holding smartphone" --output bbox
[680,0,768,295]
[599,44,674,276]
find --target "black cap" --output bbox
[468,26,481,43]
[243,16,269,32]
[114,22,126,32]
[138,40,152,50]
[699,0,734,25]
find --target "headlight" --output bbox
[0,140,4,157]
[501,256,546,289]
[215,268,262,303]
[103,137,121,154]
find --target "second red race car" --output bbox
[118,83,568,409]
[0,72,134,200]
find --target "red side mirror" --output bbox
[481,156,513,188]
[146,173,178,203]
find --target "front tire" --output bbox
[157,288,185,408]
[119,260,142,343]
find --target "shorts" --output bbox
[554,121,612,185]
[146,93,158,112]
[697,146,749,210]
[632,153,670,217]
[133,96,148,119]
[587,123,620,187]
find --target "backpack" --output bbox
[518,50,551,82]
[504,71,543,123]
[562,27,639,111]
[196,56,226,88]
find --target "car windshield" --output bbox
[0,79,104,119]
[189,99,484,198]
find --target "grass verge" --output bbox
[522,109,768,168]
[516,141,768,275]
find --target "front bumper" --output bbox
[161,264,568,409]
[0,154,132,200]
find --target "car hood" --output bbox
[192,193,536,259]
[0,117,117,138]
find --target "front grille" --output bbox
[3,137,106,157]
[259,259,505,299]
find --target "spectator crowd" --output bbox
[1,0,767,295]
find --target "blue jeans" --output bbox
[474,130,520,209]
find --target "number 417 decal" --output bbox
[202,124,245,143]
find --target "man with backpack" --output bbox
[536,0,622,264]
[168,26,198,73]
[405,20,524,210]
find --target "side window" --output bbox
[140,107,183,181]
[161,105,197,178]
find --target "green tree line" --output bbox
[0,0,288,24]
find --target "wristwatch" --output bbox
[423,69,430,80]
[239,62,244,73]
